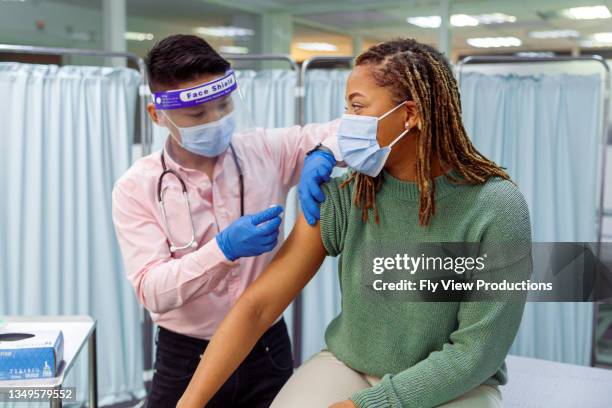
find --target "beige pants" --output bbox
[271,350,503,408]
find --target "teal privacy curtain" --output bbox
[460,72,603,365]
[151,69,300,337]
[0,63,145,404]
[235,69,297,128]
[300,69,351,362]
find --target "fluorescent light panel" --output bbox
[219,45,249,54]
[451,14,479,27]
[528,29,580,39]
[476,13,517,24]
[560,5,611,20]
[194,26,255,38]
[406,16,441,28]
[296,42,338,52]
[515,51,555,57]
[580,40,608,47]
[407,12,515,28]
[125,31,154,41]
[580,32,612,47]
[467,36,522,48]
[529,30,580,40]
[593,32,612,42]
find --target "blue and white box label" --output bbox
[0,329,64,380]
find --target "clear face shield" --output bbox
[153,69,254,157]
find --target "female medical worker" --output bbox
[178,38,533,408]
[111,34,339,408]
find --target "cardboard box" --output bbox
[0,329,63,380]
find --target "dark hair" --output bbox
[146,34,230,91]
[342,38,511,226]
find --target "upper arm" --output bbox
[319,175,352,256]
[241,213,327,323]
[470,181,533,299]
[478,180,532,265]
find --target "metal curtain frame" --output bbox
[457,55,611,369]
[0,43,152,406]
[293,55,354,364]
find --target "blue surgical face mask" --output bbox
[338,101,410,177]
[162,111,236,157]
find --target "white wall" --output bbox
[0,1,102,52]
[0,1,233,63]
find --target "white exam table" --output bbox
[501,355,612,408]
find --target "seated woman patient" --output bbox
[178,38,533,408]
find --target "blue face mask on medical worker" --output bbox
[338,100,411,177]
[163,111,236,158]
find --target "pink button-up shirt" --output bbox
[112,122,340,340]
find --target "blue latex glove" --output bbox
[298,150,336,225]
[216,205,284,261]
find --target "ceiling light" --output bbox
[296,42,338,52]
[450,14,479,27]
[560,5,611,20]
[194,26,255,38]
[124,31,154,41]
[528,29,580,39]
[406,16,441,28]
[219,45,249,54]
[580,32,612,47]
[476,13,516,24]
[592,32,612,42]
[579,40,610,47]
[467,37,522,48]
[515,51,555,57]
[407,12,516,28]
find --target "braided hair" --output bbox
[341,38,511,226]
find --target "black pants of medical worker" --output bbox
[147,318,293,408]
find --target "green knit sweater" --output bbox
[319,169,532,408]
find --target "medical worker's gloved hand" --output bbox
[299,149,336,225]
[216,205,284,261]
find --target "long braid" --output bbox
[340,171,382,223]
[343,38,511,226]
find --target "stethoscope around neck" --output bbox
[157,143,244,253]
